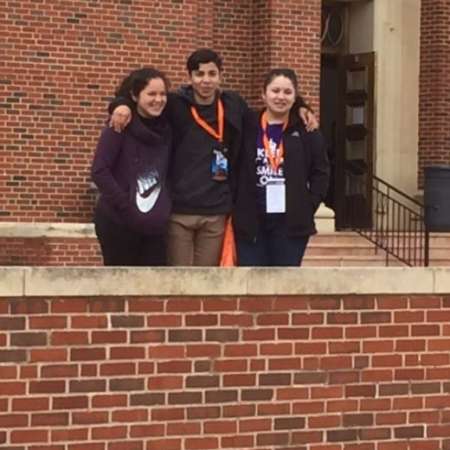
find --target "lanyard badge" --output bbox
[260,111,287,172]
[260,111,287,213]
[190,99,224,142]
[191,99,229,181]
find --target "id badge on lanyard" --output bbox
[191,99,229,181]
[266,178,286,213]
[211,146,229,181]
[260,112,287,213]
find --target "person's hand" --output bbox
[109,105,132,132]
[299,107,319,132]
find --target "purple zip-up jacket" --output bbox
[91,114,172,235]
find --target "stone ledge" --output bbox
[0,207,334,237]
[0,222,95,238]
[0,267,448,297]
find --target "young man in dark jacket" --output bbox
[109,49,315,266]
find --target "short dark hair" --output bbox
[186,48,223,74]
[115,67,169,100]
[263,68,299,92]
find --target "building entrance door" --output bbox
[320,52,375,229]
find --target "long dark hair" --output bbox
[114,67,170,101]
[263,68,306,123]
[262,68,299,92]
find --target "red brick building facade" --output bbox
[419,0,450,185]
[0,0,447,265]
[0,0,321,223]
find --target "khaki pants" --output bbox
[167,213,226,266]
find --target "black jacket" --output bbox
[165,87,247,215]
[232,110,330,240]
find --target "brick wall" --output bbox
[266,0,322,113]
[1,0,322,223]
[0,0,200,222]
[248,0,321,109]
[212,0,253,101]
[248,0,272,107]
[1,292,450,449]
[0,237,102,266]
[3,0,449,221]
[418,0,450,186]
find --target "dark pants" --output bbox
[236,214,309,267]
[94,209,166,266]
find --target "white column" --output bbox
[372,0,421,195]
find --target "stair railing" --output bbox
[346,171,430,266]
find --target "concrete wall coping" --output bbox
[1,267,449,297]
[0,207,334,238]
[0,222,95,238]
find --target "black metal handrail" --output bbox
[346,171,429,266]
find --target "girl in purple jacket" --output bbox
[91,68,172,265]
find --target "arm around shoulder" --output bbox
[306,129,330,208]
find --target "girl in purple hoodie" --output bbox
[91,68,172,265]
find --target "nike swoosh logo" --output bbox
[136,184,161,213]
[136,173,161,213]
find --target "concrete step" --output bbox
[429,233,450,246]
[310,232,370,245]
[305,245,383,257]
[302,255,404,267]
[304,231,450,267]
[311,232,450,246]
[429,259,450,267]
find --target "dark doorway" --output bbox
[336,52,374,229]
[320,52,375,230]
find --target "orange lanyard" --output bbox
[190,99,224,143]
[260,111,287,172]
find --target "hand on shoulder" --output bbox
[109,105,132,132]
